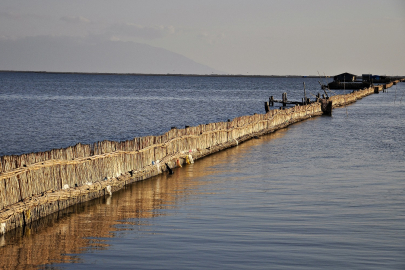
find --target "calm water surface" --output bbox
[0,72,329,156]
[0,73,404,269]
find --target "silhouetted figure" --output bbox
[165,163,174,174]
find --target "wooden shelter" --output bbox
[333,72,357,82]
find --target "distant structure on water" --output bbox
[333,72,357,82]
[362,74,390,83]
[324,72,404,90]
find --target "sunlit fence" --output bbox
[0,84,394,234]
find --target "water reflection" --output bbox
[0,128,289,270]
[0,172,197,268]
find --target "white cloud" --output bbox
[108,23,175,40]
[199,31,226,45]
[60,16,91,24]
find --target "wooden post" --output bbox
[264,102,270,113]
[269,96,274,106]
[282,92,287,107]
[321,99,333,116]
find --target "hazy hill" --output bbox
[0,36,221,74]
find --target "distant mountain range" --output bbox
[0,36,222,75]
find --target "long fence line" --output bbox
[0,82,400,234]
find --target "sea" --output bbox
[0,72,404,270]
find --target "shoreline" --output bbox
[0,70,329,78]
[2,70,404,78]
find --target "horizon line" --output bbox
[2,70,404,78]
[0,70,332,78]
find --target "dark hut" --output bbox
[333,72,357,82]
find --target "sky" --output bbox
[0,0,404,75]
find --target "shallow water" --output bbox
[0,73,329,156]
[0,73,404,269]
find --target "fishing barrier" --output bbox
[0,83,396,234]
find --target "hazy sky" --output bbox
[0,0,404,75]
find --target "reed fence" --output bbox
[0,84,394,234]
